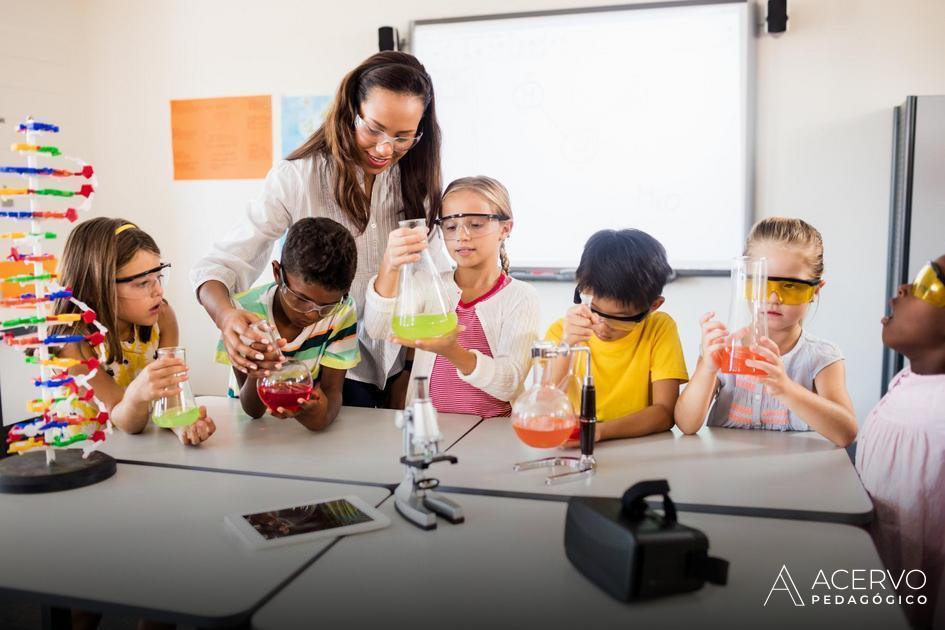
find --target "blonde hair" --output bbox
[440,176,513,273]
[745,217,825,278]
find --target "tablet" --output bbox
[224,495,390,549]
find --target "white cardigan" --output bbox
[364,272,541,406]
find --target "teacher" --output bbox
[191,51,443,408]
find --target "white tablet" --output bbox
[224,495,390,550]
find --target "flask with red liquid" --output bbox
[713,256,769,376]
[252,322,314,413]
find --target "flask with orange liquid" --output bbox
[713,256,769,376]
[512,341,596,484]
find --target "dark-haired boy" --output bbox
[546,228,688,443]
[215,217,359,430]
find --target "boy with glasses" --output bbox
[546,229,688,444]
[215,218,359,430]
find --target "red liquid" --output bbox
[512,415,577,448]
[257,382,313,412]
[713,346,767,376]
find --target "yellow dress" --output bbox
[102,323,161,388]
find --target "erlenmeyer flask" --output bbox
[713,256,769,375]
[511,342,578,448]
[151,347,200,428]
[392,218,457,340]
[251,321,314,413]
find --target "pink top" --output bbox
[430,275,512,418]
[855,367,945,627]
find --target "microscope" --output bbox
[394,376,464,530]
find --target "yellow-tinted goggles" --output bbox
[746,276,820,305]
[912,262,945,308]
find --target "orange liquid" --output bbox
[512,415,577,448]
[713,346,766,376]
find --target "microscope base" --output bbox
[394,478,465,530]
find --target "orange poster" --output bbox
[170,95,272,180]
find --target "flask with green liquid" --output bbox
[392,218,457,340]
[151,346,200,428]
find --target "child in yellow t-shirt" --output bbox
[545,229,688,444]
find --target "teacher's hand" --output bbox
[220,308,282,376]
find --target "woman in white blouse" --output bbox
[191,51,445,407]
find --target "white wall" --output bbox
[5,0,945,423]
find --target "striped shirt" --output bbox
[429,275,512,417]
[706,330,843,431]
[192,152,447,388]
[215,283,359,396]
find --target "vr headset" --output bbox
[565,479,729,601]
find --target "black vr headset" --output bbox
[565,479,729,601]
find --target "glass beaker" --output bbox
[391,218,457,341]
[713,256,769,375]
[511,342,578,448]
[251,321,314,412]
[151,347,200,428]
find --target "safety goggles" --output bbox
[433,213,509,241]
[574,288,648,331]
[279,268,346,316]
[746,276,821,306]
[912,261,945,308]
[354,114,422,153]
[115,263,171,298]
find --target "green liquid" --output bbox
[152,406,200,428]
[392,312,458,341]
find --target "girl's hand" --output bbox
[391,325,465,356]
[563,304,594,346]
[219,308,281,376]
[744,337,793,397]
[173,406,216,445]
[699,311,729,373]
[126,357,189,405]
[381,225,428,273]
[267,385,324,419]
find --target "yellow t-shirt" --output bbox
[545,311,689,421]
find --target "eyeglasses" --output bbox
[911,261,945,308]
[433,213,509,241]
[115,263,170,298]
[354,114,422,153]
[746,276,821,306]
[574,288,648,331]
[279,267,346,315]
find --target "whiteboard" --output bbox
[411,1,753,272]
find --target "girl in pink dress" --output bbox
[856,253,945,628]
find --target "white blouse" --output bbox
[363,272,541,407]
[191,152,448,388]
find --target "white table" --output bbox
[435,420,873,524]
[0,464,389,627]
[103,396,481,486]
[252,493,907,630]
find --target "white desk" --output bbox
[435,420,873,523]
[0,464,389,627]
[252,493,907,630]
[103,396,481,486]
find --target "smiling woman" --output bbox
[191,52,448,408]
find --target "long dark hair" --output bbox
[54,218,161,363]
[287,52,442,233]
